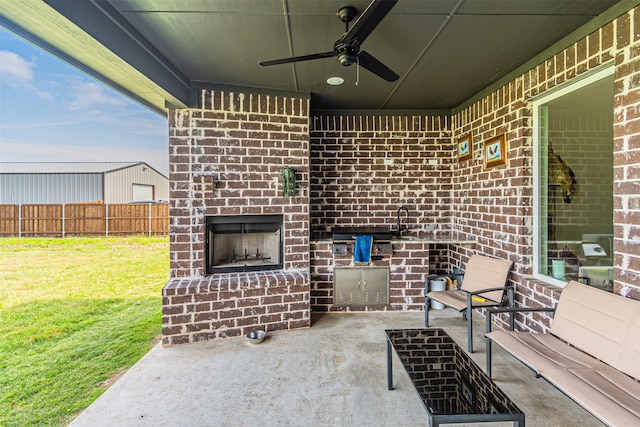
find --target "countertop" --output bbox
[310,231,476,245]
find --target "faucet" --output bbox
[397,206,409,237]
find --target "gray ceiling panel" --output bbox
[2,0,626,113]
[457,0,619,15]
[112,0,284,14]
[384,12,609,108]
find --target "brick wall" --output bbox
[451,5,640,331]
[613,7,640,297]
[309,115,452,234]
[308,115,465,312]
[162,89,312,345]
[168,90,310,277]
[163,270,309,345]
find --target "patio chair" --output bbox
[425,254,514,352]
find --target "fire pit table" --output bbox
[386,328,525,426]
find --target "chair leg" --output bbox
[386,338,394,390]
[424,297,430,327]
[508,286,515,331]
[424,280,430,327]
[466,304,473,352]
[486,338,492,377]
[486,314,493,377]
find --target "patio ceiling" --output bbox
[0,0,631,115]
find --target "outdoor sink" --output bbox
[398,235,419,241]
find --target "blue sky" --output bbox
[0,29,169,176]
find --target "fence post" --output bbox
[61,203,65,238]
[105,204,109,237]
[148,203,152,237]
[18,204,22,237]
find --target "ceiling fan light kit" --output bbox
[326,77,345,86]
[259,0,399,82]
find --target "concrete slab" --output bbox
[69,311,604,426]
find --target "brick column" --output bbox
[162,89,311,345]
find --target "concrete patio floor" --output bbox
[69,310,604,426]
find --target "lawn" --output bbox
[0,236,169,427]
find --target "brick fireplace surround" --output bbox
[162,6,640,347]
[162,91,312,345]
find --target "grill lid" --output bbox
[331,227,393,241]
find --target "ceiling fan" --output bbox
[259,0,399,82]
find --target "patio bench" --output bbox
[485,281,640,426]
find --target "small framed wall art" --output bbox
[484,133,507,168]
[457,133,472,162]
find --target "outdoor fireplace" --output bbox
[205,215,283,274]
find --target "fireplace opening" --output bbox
[205,215,283,274]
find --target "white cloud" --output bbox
[0,118,83,130]
[0,50,34,85]
[37,90,54,100]
[67,81,126,110]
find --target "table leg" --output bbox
[386,337,394,390]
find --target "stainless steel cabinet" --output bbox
[334,267,389,307]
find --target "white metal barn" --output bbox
[0,162,169,204]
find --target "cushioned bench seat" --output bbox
[487,330,605,371]
[486,281,640,426]
[542,366,640,426]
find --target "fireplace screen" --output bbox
[206,215,283,274]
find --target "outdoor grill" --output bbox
[331,227,393,260]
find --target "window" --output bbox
[533,66,614,290]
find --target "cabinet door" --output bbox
[334,267,363,306]
[362,268,389,306]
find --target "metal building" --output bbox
[0,162,169,204]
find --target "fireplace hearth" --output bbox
[205,215,283,274]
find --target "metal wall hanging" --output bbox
[281,167,296,198]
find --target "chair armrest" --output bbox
[486,307,556,333]
[488,306,556,315]
[467,284,513,296]
[463,286,513,295]
[467,284,515,308]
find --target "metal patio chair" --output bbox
[425,254,514,352]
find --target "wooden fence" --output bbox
[0,203,169,237]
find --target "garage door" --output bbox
[132,184,154,202]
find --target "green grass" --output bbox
[0,236,169,427]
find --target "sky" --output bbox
[0,29,169,176]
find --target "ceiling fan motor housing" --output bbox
[337,6,358,66]
[338,51,357,66]
[334,39,359,66]
[338,6,357,23]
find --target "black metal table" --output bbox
[386,328,525,426]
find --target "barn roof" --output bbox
[0,162,148,174]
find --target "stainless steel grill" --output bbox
[331,227,393,260]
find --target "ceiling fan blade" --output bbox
[341,0,398,46]
[358,51,399,82]
[259,51,334,66]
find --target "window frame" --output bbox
[531,65,614,287]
